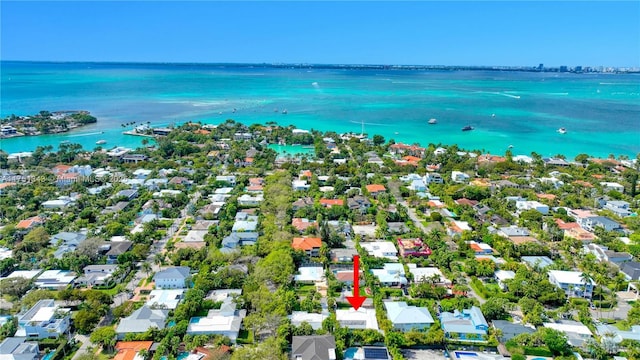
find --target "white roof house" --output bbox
[289,311,328,330]
[186,289,246,342]
[548,270,595,299]
[1,270,42,281]
[360,241,398,260]
[34,270,76,289]
[407,264,450,284]
[451,171,470,183]
[336,308,379,330]
[294,266,325,283]
[543,320,593,347]
[515,200,549,215]
[371,263,407,286]
[145,289,185,310]
[600,182,625,193]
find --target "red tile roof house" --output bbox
[249,177,265,186]
[16,216,45,230]
[389,143,426,158]
[292,237,322,257]
[455,198,479,207]
[397,238,432,258]
[292,218,318,233]
[319,199,344,208]
[51,164,72,175]
[335,270,364,286]
[366,184,386,197]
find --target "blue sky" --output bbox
[1,1,639,66]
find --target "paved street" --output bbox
[71,334,91,360]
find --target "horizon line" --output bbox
[2,59,637,69]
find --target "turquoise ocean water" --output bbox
[1,61,639,158]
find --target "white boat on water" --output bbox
[96,140,107,145]
[557,127,567,134]
[282,109,288,114]
[428,118,437,124]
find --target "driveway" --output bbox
[591,297,631,320]
[71,334,91,360]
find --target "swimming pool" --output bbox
[42,351,55,360]
[454,351,479,358]
[344,347,358,360]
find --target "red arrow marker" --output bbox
[346,255,366,310]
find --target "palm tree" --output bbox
[581,272,594,299]
[141,262,152,278]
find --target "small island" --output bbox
[0,110,97,138]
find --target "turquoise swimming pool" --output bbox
[42,351,55,360]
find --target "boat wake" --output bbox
[498,92,521,99]
[67,131,104,137]
[348,120,393,127]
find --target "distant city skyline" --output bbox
[1,1,639,67]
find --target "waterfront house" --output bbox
[384,301,434,331]
[291,335,336,360]
[153,266,191,289]
[439,306,489,342]
[116,306,168,339]
[15,299,70,339]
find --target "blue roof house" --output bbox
[440,306,489,342]
[384,301,435,331]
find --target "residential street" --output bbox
[71,334,91,360]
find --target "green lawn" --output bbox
[94,286,121,297]
[236,329,254,344]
